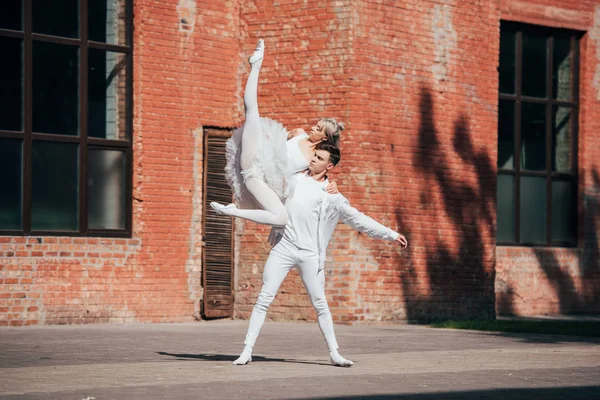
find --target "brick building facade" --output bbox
[1,0,599,326]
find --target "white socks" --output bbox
[329,349,354,367]
[232,345,253,365]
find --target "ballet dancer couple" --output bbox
[211,39,408,367]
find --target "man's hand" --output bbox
[395,234,408,249]
[326,180,339,194]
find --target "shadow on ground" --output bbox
[313,386,600,400]
[157,351,328,366]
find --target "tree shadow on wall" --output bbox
[388,85,497,322]
[389,85,600,322]
[530,170,600,314]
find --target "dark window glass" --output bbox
[32,41,79,136]
[32,0,79,38]
[89,0,128,45]
[520,102,546,171]
[0,37,23,132]
[552,38,572,101]
[0,0,23,31]
[552,106,573,173]
[0,139,23,230]
[496,174,515,242]
[522,33,547,98]
[89,50,128,140]
[520,176,547,244]
[497,23,578,247]
[0,1,132,236]
[88,150,126,229]
[551,180,576,245]
[499,30,516,94]
[31,141,78,231]
[498,99,514,169]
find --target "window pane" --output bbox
[0,0,22,31]
[552,106,573,173]
[552,37,572,101]
[89,0,128,46]
[499,30,516,94]
[88,150,126,229]
[0,37,23,132]
[32,0,79,38]
[520,102,546,171]
[498,99,514,169]
[89,50,128,140]
[33,41,79,136]
[520,176,547,244]
[551,180,576,245]
[522,33,547,98]
[0,139,22,230]
[32,141,78,231]
[497,174,515,242]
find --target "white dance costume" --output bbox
[225,127,309,209]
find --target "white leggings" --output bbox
[231,57,288,227]
[243,238,339,351]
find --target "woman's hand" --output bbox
[326,180,339,194]
[287,128,306,140]
[395,234,408,249]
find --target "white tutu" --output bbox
[225,117,292,209]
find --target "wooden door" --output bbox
[202,128,234,318]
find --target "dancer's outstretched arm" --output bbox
[335,197,408,248]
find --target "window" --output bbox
[0,0,133,236]
[497,22,579,246]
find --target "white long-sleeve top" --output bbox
[270,173,399,271]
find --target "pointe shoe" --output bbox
[210,201,237,216]
[248,39,265,65]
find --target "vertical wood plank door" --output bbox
[202,129,234,318]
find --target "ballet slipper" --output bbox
[210,202,237,216]
[248,39,265,65]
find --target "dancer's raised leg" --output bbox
[215,39,288,227]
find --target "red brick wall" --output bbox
[234,0,354,321]
[234,0,501,323]
[495,0,600,316]
[0,0,241,326]
[234,0,600,323]
[2,0,599,326]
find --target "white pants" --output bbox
[243,238,339,351]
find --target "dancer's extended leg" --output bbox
[218,39,288,227]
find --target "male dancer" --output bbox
[229,143,408,367]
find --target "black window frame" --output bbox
[0,0,134,237]
[497,21,580,247]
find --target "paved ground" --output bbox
[1,320,599,399]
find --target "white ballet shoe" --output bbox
[330,356,353,367]
[232,353,252,365]
[329,350,353,367]
[248,39,265,65]
[210,201,237,216]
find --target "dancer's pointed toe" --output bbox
[210,201,237,216]
[248,39,265,65]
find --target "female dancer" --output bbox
[210,39,344,226]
